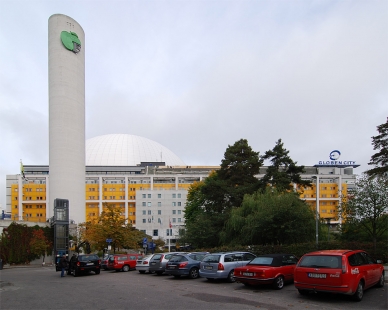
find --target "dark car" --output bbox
[67,254,101,277]
[165,252,208,279]
[234,254,299,289]
[149,252,180,275]
[294,250,384,301]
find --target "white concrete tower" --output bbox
[48,14,85,223]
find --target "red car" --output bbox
[233,254,299,289]
[107,253,143,272]
[294,249,385,301]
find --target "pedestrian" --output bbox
[59,254,68,277]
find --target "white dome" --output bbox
[86,134,186,166]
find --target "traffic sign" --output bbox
[106,239,112,243]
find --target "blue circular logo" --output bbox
[329,150,341,160]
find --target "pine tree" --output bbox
[366,117,388,177]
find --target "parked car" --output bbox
[107,253,143,272]
[233,254,299,289]
[101,254,112,270]
[67,254,101,277]
[199,251,256,282]
[136,254,155,274]
[149,252,180,275]
[165,252,208,279]
[294,249,385,301]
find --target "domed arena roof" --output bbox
[86,134,186,166]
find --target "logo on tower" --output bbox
[60,31,81,53]
[329,150,341,160]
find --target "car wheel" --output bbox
[189,267,199,279]
[122,265,130,272]
[273,276,284,290]
[155,271,163,275]
[227,270,235,283]
[139,270,146,274]
[353,281,364,301]
[376,273,385,287]
[95,269,100,275]
[298,289,309,295]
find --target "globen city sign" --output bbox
[60,31,81,53]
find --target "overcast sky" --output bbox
[0,0,387,210]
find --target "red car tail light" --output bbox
[178,262,188,268]
[98,260,101,264]
[143,261,149,265]
[77,262,80,267]
[218,263,224,270]
[341,256,347,274]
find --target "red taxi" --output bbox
[294,250,384,301]
[233,254,299,289]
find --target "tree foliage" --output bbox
[366,117,388,177]
[80,203,148,253]
[261,139,311,192]
[183,139,263,247]
[220,188,316,245]
[337,174,388,250]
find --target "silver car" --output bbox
[136,254,155,274]
[149,252,180,275]
[199,252,256,282]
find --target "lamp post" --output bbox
[326,218,333,242]
[312,176,320,248]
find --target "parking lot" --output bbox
[0,266,387,310]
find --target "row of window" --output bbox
[142,218,183,224]
[16,197,45,200]
[142,210,182,215]
[141,201,183,207]
[24,205,44,209]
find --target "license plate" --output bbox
[169,266,175,269]
[308,273,326,278]
[151,262,156,265]
[243,272,253,276]
[87,263,94,266]
[204,266,213,270]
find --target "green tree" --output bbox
[184,139,263,247]
[221,188,316,245]
[80,203,147,253]
[366,117,388,177]
[261,139,311,192]
[337,174,388,251]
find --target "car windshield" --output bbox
[249,257,274,265]
[79,255,96,261]
[169,255,185,262]
[299,255,341,268]
[202,255,220,263]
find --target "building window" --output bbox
[178,218,182,223]
[177,202,181,206]
[172,218,176,223]
[142,194,146,198]
[322,194,327,198]
[147,202,151,207]
[322,209,327,213]
[142,219,146,223]
[158,194,161,198]
[172,210,176,215]
[172,202,176,207]
[142,211,146,215]
[153,229,158,236]
[178,193,181,198]
[158,202,161,207]
[148,194,151,198]
[142,202,146,207]
[178,210,181,215]
[158,210,161,215]
[148,210,151,215]
[148,218,151,223]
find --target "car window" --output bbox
[224,254,234,262]
[232,254,243,261]
[202,255,220,263]
[191,254,206,261]
[169,255,185,262]
[299,255,341,268]
[118,256,127,261]
[282,255,298,265]
[243,253,256,261]
[360,252,375,264]
[165,254,174,260]
[152,254,162,260]
[250,257,273,265]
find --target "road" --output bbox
[0,267,387,310]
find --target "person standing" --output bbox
[59,254,68,277]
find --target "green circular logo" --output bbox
[60,31,81,53]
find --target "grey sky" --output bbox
[0,0,387,210]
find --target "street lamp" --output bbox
[326,218,333,242]
[312,176,320,248]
